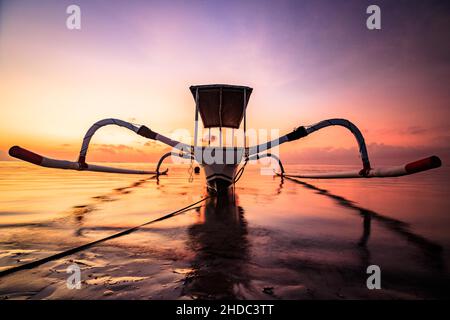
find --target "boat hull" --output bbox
[206,177,233,193]
[203,163,238,193]
[193,147,244,193]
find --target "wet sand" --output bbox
[0,162,449,299]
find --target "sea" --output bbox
[0,161,449,299]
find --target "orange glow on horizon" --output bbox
[1,1,448,165]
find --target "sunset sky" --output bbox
[0,0,449,165]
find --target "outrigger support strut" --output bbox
[249,118,370,174]
[78,118,190,166]
[155,151,195,175]
[78,118,141,165]
[248,153,285,175]
[8,118,190,175]
[248,118,441,179]
[305,119,371,174]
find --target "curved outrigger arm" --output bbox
[155,151,195,175]
[247,153,285,175]
[304,119,370,172]
[248,118,441,178]
[77,118,191,164]
[9,118,191,175]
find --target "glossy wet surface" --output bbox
[0,162,449,299]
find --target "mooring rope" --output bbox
[233,157,249,184]
[0,196,210,278]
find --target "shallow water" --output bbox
[0,161,449,299]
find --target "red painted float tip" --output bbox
[8,146,44,165]
[405,156,442,174]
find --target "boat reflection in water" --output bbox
[182,191,250,299]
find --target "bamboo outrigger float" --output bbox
[9,84,442,193]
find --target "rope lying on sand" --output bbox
[0,196,210,278]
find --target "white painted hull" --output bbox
[193,147,244,192]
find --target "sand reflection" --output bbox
[183,192,250,299]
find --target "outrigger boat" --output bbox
[9,84,442,193]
